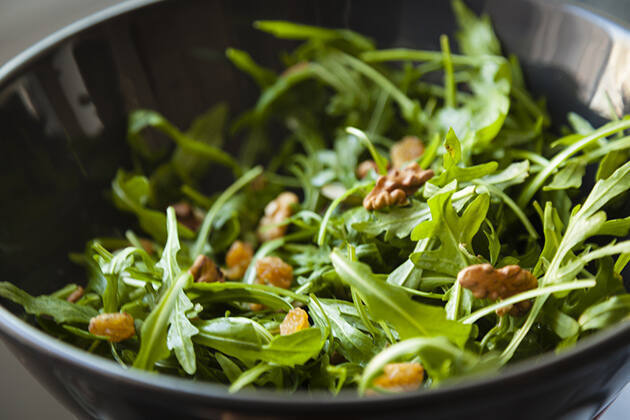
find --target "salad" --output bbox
[2,0,630,395]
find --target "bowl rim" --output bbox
[1,0,630,410]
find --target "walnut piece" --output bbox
[172,202,205,232]
[279,308,310,335]
[88,313,135,342]
[257,192,299,242]
[356,160,379,179]
[282,61,309,77]
[391,136,425,169]
[66,286,84,303]
[139,238,155,255]
[373,362,424,392]
[458,263,538,316]
[256,256,293,289]
[189,255,224,283]
[225,240,254,280]
[363,162,434,210]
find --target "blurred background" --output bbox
[0,0,629,418]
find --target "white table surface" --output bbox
[0,0,628,418]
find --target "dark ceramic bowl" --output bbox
[1,0,630,419]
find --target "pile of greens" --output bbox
[3,0,630,394]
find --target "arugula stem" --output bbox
[189,281,310,304]
[229,363,273,393]
[461,279,595,324]
[367,89,390,135]
[181,185,214,209]
[379,321,396,344]
[351,287,380,338]
[339,52,423,124]
[440,35,456,109]
[397,286,444,300]
[346,127,388,175]
[360,48,481,66]
[581,135,630,163]
[511,86,549,125]
[517,118,630,207]
[509,150,550,167]
[317,181,373,246]
[448,281,463,320]
[474,181,539,239]
[192,166,263,258]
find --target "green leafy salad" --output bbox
[3,0,630,394]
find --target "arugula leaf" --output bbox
[253,20,374,52]
[216,353,243,383]
[452,0,501,56]
[353,186,476,240]
[228,363,274,393]
[192,166,263,257]
[156,207,199,374]
[194,317,272,362]
[480,160,530,190]
[359,336,483,394]
[111,170,195,242]
[429,129,498,187]
[331,250,471,347]
[518,118,630,207]
[352,200,429,240]
[133,208,196,373]
[189,282,299,311]
[309,298,380,364]
[0,282,97,324]
[128,110,241,175]
[410,189,489,276]
[172,103,230,184]
[578,295,630,331]
[543,161,585,191]
[225,48,276,88]
[261,328,324,365]
[502,161,630,363]
[195,318,323,367]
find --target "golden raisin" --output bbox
[256,256,293,289]
[66,286,84,303]
[189,255,224,283]
[372,362,424,392]
[225,241,254,280]
[249,303,265,312]
[88,312,135,342]
[279,308,310,335]
[257,192,299,242]
[390,136,425,169]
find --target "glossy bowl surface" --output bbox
[1,1,630,419]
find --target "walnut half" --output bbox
[363,162,434,211]
[172,201,204,232]
[257,192,299,242]
[189,255,224,283]
[457,263,538,316]
[391,135,425,169]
